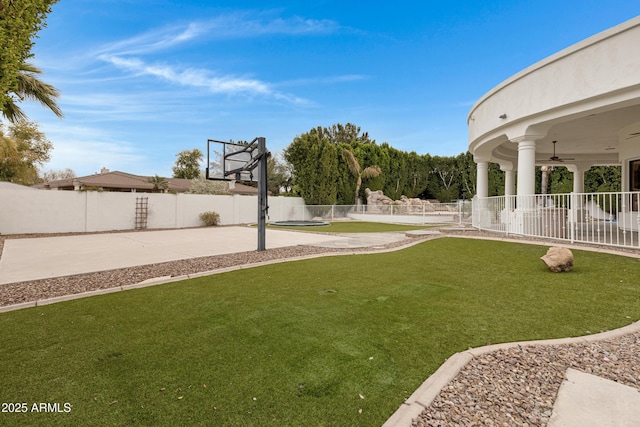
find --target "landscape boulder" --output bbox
[541,247,574,272]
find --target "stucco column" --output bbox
[566,164,587,193]
[500,165,515,196]
[515,139,537,196]
[476,161,489,198]
[565,163,590,229]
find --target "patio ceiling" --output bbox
[490,102,640,167]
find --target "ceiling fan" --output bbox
[549,140,575,162]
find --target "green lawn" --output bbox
[1,238,639,426]
[268,220,435,233]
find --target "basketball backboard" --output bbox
[205,136,269,251]
[206,139,260,182]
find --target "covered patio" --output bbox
[469,16,640,249]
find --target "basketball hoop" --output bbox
[205,137,270,251]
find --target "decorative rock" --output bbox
[365,188,444,214]
[541,247,574,272]
[365,188,394,207]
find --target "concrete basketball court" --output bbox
[0,226,408,284]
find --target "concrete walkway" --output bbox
[548,368,640,427]
[0,226,409,284]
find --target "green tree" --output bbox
[487,162,505,196]
[309,123,374,145]
[549,166,573,194]
[430,156,459,202]
[172,149,203,179]
[585,166,621,192]
[1,0,62,122]
[406,151,431,198]
[148,174,169,192]
[342,148,381,204]
[284,131,339,205]
[42,167,75,182]
[456,152,476,199]
[0,120,52,184]
[381,144,408,200]
[285,123,441,204]
[188,174,231,195]
[267,154,291,195]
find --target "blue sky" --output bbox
[20,0,640,177]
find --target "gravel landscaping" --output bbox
[413,331,640,427]
[0,231,427,307]
[1,229,639,426]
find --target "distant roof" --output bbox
[0,181,40,190]
[32,170,258,194]
[33,170,193,192]
[230,181,260,195]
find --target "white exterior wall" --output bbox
[0,190,87,233]
[469,17,640,145]
[0,190,306,234]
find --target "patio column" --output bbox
[566,164,587,193]
[476,161,489,198]
[501,166,515,196]
[514,139,537,196]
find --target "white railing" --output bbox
[287,201,472,225]
[473,192,640,248]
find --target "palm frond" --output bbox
[362,165,381,179]
[342,149,360,175]
[0,99,29,123]
[15,62,64,118]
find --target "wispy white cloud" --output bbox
[97,54,309,105]
[59,92,170,121]
[277,74,368,87]
[96,12,341,56]
[95,22,212,56]
[217,13,341,37]
[100,55,270,95]
[90,11,341,105]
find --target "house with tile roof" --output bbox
[33,168,260,195]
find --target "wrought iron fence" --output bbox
[473,192,640,248]
[286,201,472,225]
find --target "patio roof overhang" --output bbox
[468,16,640,180]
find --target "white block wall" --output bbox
[0,190,306,234]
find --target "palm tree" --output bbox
[343,149,382,205]
[541,165,551,195]
[1,62,63,123]
[148,175,169,193]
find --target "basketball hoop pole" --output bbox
[257,137,268,251]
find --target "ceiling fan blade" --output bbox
[550,141,575,162]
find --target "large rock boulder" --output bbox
[541,247,574,272]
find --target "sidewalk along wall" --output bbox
[0,189,306,234]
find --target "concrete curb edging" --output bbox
[382,319,640,427]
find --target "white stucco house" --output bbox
[469,16,640,247]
